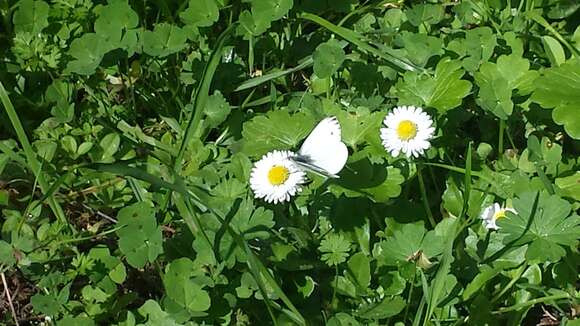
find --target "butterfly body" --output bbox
[293,117,348,178]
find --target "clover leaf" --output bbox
[163,258,211,313]
[180,0,219,27]
[116,202,163,269]
[531,59,580,139]
[94,0,139,49]
[447,27,497,72]
[475,54,538,119]
[393,58,472,113]
[313,39,345,78]
[143,23,188,58]
[498,191,580,263]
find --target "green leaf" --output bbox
[204,91,231,128]
[88,246,127,284]
[143,23,188,57]
[240,110,315,157]
[555,172,580,201]
[163,258,211,313]
[327,313,360,326]
[94,0,139,49]
[313,39,345,78]
[330,159,405,202]
[376,221,443,266]
[12,0,49,34]
[346,252,370,289]
[99,132,120,162]
[499,191,580,263]
[398,32,444,67]
[405,3,444,26]
[542,36,566,67]
[475,54,538,119]
[65,33,108,75]
[319,233,351,266]
[393,58,471,113]
[448,27,497,72]
[116,202,163,268]
[0,241,15,266]
[31,293,63,316]
[531,59,580,139]
[355,296,405,319]
[138,300,184,326]
[180,0,219,27]
[252,0,293,23]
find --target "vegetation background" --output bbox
[0,0,579,325]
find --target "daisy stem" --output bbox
[498,119,505,156]
[417,164,436,228]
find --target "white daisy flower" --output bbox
[380,106,435,158]
[250,150,306,204]
[480,203,517,230]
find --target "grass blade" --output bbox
[0,82,69,230]
[174,23,237,172]
[235,57,314,92]
[301,13,423,73]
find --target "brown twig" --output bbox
[1,272,19,326]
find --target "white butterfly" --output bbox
[293,116,348,178]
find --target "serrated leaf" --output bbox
[240,110,315,157]
[376,221,443,266]
[393,58,471,113]
[498,191,580,263]
[319,233,351,266]
[12,0,49,34]
[0,241,15,266]
[531,59,580,139]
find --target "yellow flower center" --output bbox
[493,209,507,221]
[268,165,290,186]
[397,120,418,140]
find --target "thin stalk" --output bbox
[491,263,526,303]
[498,119,505,156]
[417,164,436,228]
[1,272,19,326]
[492,293,571,314]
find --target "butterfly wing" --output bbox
[298,117,348,176]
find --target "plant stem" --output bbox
[417,164,436,228]
[493,293,571,314]
[498,119,505,156]
[1,272,19,326]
